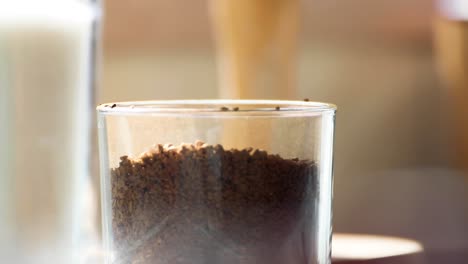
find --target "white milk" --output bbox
[0,1,99,263]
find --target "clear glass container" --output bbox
[97,100,336,264]
[0,0,101,263]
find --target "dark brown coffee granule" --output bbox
[110,141,317,264]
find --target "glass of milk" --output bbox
[0,0,101,263]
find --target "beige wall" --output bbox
[103,0,213,51]
[102,0,433,52]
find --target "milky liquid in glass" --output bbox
[0,1,100,263]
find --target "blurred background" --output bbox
[100,0,468,255]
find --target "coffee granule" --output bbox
[110,141,317,264]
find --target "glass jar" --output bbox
[97,100,336,264]
[0,0,101,263]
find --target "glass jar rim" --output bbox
[97,100,337,117]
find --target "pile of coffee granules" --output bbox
[110,141,317,264]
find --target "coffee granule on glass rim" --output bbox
[110,141,318,264]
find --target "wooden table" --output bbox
[332,233,467,264]
[334,251,468,264]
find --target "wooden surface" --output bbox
[334,251,468,264]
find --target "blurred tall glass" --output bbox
[0,0,101,263]
[210,0,299,99]
[434,0,468,169]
